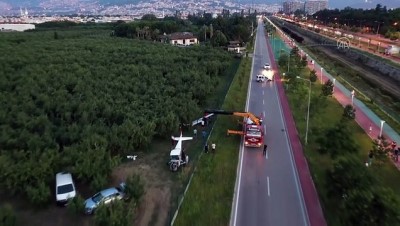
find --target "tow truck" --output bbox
[204,109,264,147]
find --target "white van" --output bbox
[55,172,76,206]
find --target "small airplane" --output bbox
[168,132,193,172]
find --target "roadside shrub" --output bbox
[343,104,356,120]
[67,194,85,215]
[0,204,16,226]
[124,174,145,204]
[94,201,135,226]
[25,181,51,206]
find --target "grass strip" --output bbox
[274,43,400,226]
[173,56,252,226]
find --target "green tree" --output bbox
[341,188,400,226]
[67,194,86,215]
[141,14,157,21]
[326,155,374,199]
[309,70,317,83]
[317,121,358,157]
[124,174,145,204]
[343,104,356,120]
[211,30,228,47]
[94,201,135,226]
[321,79,334,96]
[0,204,17,226]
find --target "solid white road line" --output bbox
[267,176,270,197]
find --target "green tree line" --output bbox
[313,4,400,39]
[113,14,256,45]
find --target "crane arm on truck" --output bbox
[204,109,264,147]
[204,109,262,125]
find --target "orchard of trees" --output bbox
[0,26,234,205]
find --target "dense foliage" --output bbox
[94,174,144,226]
[313,4,400,38]
[0,28,233,204]
[113,14,256,44]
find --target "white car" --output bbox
[256,74,265,82]
[56,172,77,206]
[263,63,271,70]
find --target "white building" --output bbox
[168,32,198,46]
[0,24,35,32]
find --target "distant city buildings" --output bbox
[305,1,328,15]
[282,0,328,15]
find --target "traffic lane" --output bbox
[237,149,269,226]
[252,81,308,226]
[235,22,271,226]
[256,23,308,225]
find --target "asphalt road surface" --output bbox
[231,19,309,226]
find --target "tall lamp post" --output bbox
[296,76,311,145]
[332,78,336,93]
[379,120,386,138]
[320,67,323,84]
[281,49,291,72]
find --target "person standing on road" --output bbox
[263,144,267,156]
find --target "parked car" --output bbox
[263,63,271,70]
[84,183,126,214]
[55,172,76,206]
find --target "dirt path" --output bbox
[112,152,173,226]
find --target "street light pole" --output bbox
[320,67,323,84]
[332,78,336,93]
[379,120,386,138]
[296,76,311,145]
[351,90,355,106]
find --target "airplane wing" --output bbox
[172,136,193,141]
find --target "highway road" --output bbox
[231,19,309,226]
